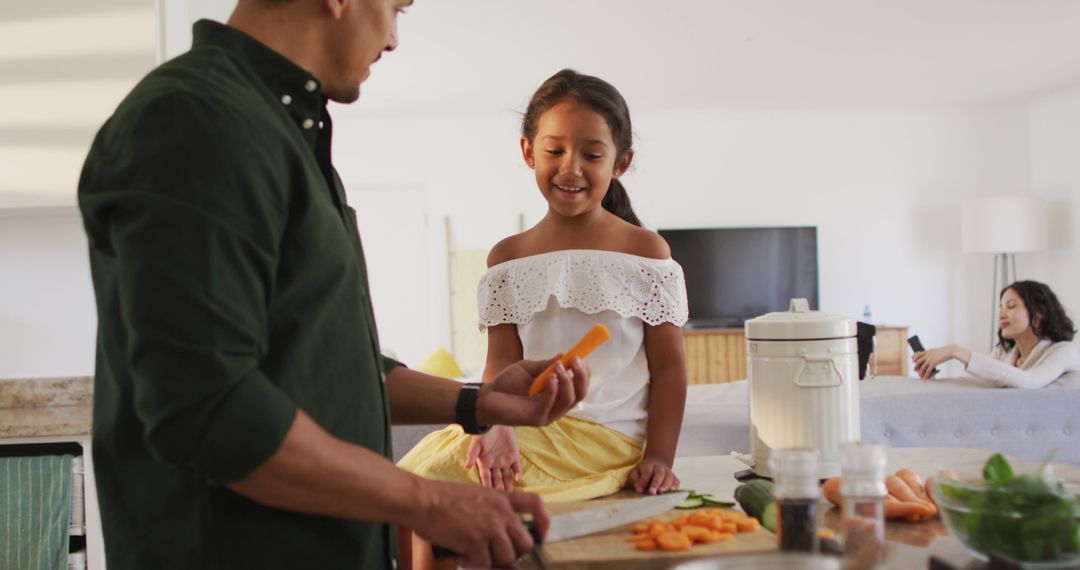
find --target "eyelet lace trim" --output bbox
[478,250,689,329]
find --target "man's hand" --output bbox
[465,425,522,491]
[628,456,680,495]
[476,356,589,427]
[409,479,549,569]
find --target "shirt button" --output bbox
[281,94,292,105]
[304,79,318,92]
[302,118,315,130]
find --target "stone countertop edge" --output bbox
[0,376,93,439]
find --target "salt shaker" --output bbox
[839,442,887,569]
[770,448,820,553]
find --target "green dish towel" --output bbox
[0,455,73,570]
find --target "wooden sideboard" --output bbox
[682,325,909,384]
[682,329,747,384]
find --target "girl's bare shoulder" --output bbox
[615,222,671,260]
[487,229,537,267]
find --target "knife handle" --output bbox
[432,518,542,561]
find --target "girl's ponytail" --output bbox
[602,179,641,227]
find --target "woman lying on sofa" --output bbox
[913,280,1079,388]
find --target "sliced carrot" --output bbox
[648,522,671,538]
[631,522,648,534]
[634,539,658,551]
[688,512,715,526]
[735,518,760,533]
[711,532,735,542]
[528,324,611,396]
[680,525,713,543]
[656,531,693,551]
[624,533,651,542]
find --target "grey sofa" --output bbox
[393,372,1080,466]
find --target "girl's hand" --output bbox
[628,457,679,495]
[912,346,953,379]
[464,425,522,491]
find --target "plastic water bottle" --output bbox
[862,305,872,323]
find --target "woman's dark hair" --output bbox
[522,69,641,227]
[998,280,1076,349]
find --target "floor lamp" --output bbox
[961,196,1047,351]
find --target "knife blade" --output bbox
[544,490,690,543]
[431,491,689,562]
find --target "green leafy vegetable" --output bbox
[982,453,1015,486]
[942,453,1079,563]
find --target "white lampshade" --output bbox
[961,196,1048,254]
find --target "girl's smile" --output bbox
[522,99,624,219]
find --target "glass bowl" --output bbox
[933,461,1080,568]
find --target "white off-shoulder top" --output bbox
[965,339,1080,389]
[477,250,689,439]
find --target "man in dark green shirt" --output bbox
[78,1,589,568]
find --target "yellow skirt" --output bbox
[397,416,644,502]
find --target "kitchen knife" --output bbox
[432,491,690,561]
[544,490,690,543]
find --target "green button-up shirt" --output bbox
[79,20,401,570]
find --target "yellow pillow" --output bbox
[416,347,464,379]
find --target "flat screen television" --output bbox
[658,226,819,328]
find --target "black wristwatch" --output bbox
[455,383,490,435]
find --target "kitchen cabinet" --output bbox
[0,377,103,570]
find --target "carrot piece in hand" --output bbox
[528,324,611,396]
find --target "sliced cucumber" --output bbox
[675,496,705,509]
[700,494,735,507]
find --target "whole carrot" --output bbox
[528,324,611,396]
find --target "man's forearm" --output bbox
[227,410,430,526]
[386,366,462,425]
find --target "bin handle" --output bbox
[789,298,810,313]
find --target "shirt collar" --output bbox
[192,19,326,144]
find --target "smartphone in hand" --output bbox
[907,335,940,375]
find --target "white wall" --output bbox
[1028,85,1080,325]
[0,212,96,377]
[329,103,1032,371]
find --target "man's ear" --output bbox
[520,136,534,168]
[324,0,347,20]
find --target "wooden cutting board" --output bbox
[518,493,777,569]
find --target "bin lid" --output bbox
[744,298,856,340]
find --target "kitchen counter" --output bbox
[0,376,92,439]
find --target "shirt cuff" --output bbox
[186,368,298,483]
[383,355,405,372]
